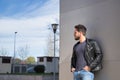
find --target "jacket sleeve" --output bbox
[89,41,103,69]
[71,47,76,69]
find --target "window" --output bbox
[2,58,11,63]
[47,57,52,62]
[39,57,44,62]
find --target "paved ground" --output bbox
[0,75,58,80]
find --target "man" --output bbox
[71,24,103,80]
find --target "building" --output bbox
[60,0,120,80]
[12,64,28,73]
[37,56,59,73]
[0,56,12,73]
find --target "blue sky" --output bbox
[0,0,59,18]
[0,0,59,60]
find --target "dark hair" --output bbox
[74,24,87,36]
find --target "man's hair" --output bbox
[74,24,87,36]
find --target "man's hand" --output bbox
[71,68,76,72]
[83,66,91,71]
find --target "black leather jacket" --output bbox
[71,39,103,72]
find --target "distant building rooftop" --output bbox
[37,56,59,58]
[0,56,12,58]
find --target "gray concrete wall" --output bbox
[59,0,120,80]
[0,57,11,73]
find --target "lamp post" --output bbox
[51,23,58,80]
[14,32,17,60]
[13,32,17,73]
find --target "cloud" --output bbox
[0,14,58,35]
[25,0,59,17]
[0,13,59,58]
[0,14,58,43]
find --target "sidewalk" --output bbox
[0,74,58,80]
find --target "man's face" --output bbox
[74,29,81,40]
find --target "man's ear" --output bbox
[79,31,82,35]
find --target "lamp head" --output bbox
[51,24,58,33]
[15,32,17,34]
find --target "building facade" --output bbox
[60,0,120,80]
[0,56,12,73]
[37,56,59,73]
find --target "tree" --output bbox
[17,45,29,62]
[14,58,21,64]
[46,29,59,57]
[46,32,54,56]
[0,47,9,56]
[25,56,35,64]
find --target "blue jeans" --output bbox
[73,70,94,80]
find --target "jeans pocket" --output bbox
[81,70,94,79]
[82,70,94,75]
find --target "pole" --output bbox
[13,32,17,73]
[53,32,56,80]
[14,32,17,61]
[51,23,58,80]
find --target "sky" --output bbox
[0,0,59,60]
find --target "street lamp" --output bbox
[14,32,17,60]
[13,32,17,73]
[51,23,58,80]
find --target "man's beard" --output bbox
[75,36,80,40]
